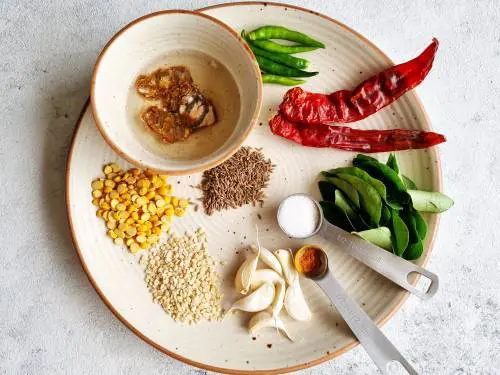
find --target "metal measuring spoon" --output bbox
[277,193,438,299]
[294,246,418,375]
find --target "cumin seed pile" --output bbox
[199,147,274,215]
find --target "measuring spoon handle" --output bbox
[316,270,418,375]
[319,222,438,299]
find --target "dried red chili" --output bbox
[279,39,439,125]
[269,113,446,152]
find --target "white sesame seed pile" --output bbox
[140,228,223,324]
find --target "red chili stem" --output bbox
[269,113,446,153]
[279,39,439,125]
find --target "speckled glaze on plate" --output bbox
[66,3,442,373]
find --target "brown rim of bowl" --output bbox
[68,2,443,374]
[90,9,263,176]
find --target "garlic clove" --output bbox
[226,283,275,317]
[250,245,283,275]
[271,280,286,318]
[237,236,263,294]
[248,310,293,342]
[284,282,312,321]
[274,249,299,286]
[234,262,244,293]
[245,269,286,318]
[234,252,259,294]
[274,249,312,321]
[250,269,284,289]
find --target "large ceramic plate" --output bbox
[66,2,442,373]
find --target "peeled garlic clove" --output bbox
[250,245,282,275]
[246,269,285,318]
[234,265,244,293]
[271,280,286,318]
[284,283,312,321]
[274,249,312,321]
[234,253,259,294]
[249,310,293,342]
[250,269,284,289]
[274,249,299,286]
[226,283,275,317]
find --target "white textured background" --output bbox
[1,1,499,374]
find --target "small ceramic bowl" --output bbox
[91,10,262,175]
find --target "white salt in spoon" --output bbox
[276,193,439,300]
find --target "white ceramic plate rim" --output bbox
[67,3,442,374]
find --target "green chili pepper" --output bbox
[248,42,310,69]
[261,74,306,86]
[252,39,318,54]
[247,26,325,48]
[256,55,318,77]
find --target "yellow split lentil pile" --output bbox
[91,163,189,253]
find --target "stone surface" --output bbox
[0,0,499,374]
